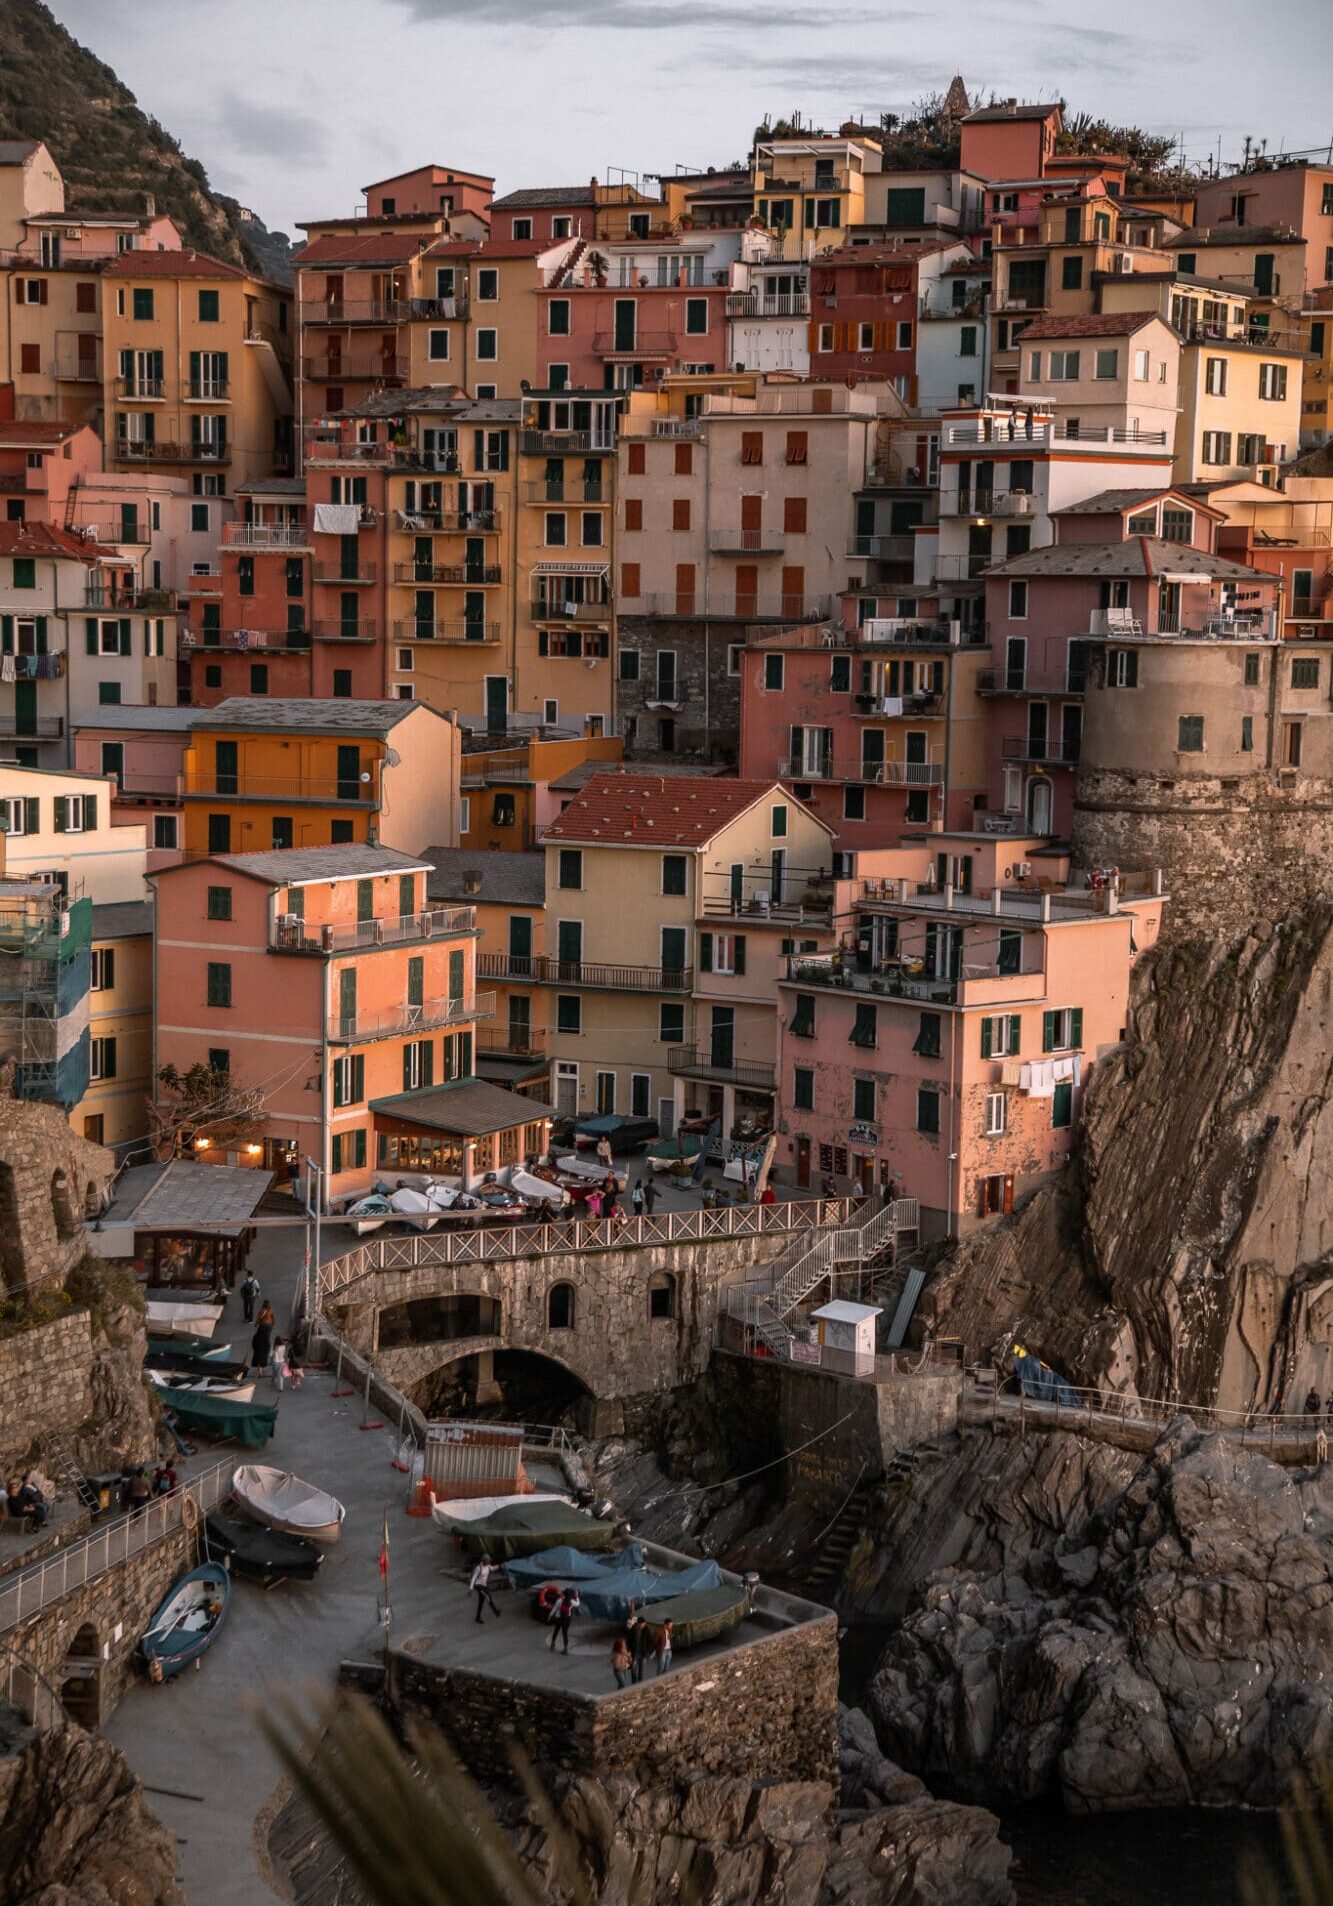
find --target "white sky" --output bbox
[50,0,1333,238]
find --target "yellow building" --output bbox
[1299,302,1333,443]
[1174,335,1306,482]
[179,697,461,860]
[424,847,549,1099]
[76,898,154,1150]
[458,731,623,852]
[752,138,879,255]
[462,246,546,399]
[533,771,834,1134]
[102,249,293,489]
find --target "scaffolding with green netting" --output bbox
[0,882,91,1106]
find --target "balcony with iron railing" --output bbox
[114,438,230,465]
[944,422,1169,448]
[84,585,178,613]
[531,597,612,623]
[847,533,917,561]
[724,290,810,317]
[271,904,475,956]
[222,521,310,548]
[783,753,944,786]
[312,562,378,585]
[409,293,469,321]
[592,329,676,356]
[978,667,1085,696]
[1001,734,1081,765]
[521,429,616,456]
[310,618,378,642]
[184,769,381,804]
[52,358,101,382]
[647,418,703,439]
[940,489,1033,519]
[117,377,164,399]
[392,618,500,644]
[478,951,691,992]
[186,379,229,401]
[851,689,944,718]
[302,298,410,325]
[393,507,500,533]
[667,1047,777,1090]
[184,627,311,652]
[521,480,606,505]
[477,1026,548,1061]
[634,593,830,621]
[0,712,63,739]
[69,517,153,546]
[327,990,496,1043]
[304,437,394,465]
[709,526,786,554]
[393,562,501,586]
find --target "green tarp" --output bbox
[457,1500,614,1561]
[153,1384,277,1449]
[638,1584,750,1649]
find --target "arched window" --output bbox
[547,1282,575,1330]
[648,1271,676,1320]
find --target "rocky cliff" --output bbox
[0,1717,183,1905]
[868,1424,1333,1813]
[917,906,1333,1413]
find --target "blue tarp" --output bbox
[1014,1351,1083,1410]
[505,1543,724,1620]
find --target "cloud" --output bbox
[207,92,331,167]
[394,0,888,26]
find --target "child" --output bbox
[272,1337,288,1392]
[285,1341,304,1391]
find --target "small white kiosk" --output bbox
[810,1300,881,1375]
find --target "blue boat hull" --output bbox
[142,1561,232,1680]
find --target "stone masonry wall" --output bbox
[0,1099,115,1297]
[0,1309,95,1475]
[616,616,742,762]
[1071,768,1333,941]
[6,1522,194,1729]
[336,1230,797,1401]
[388,1609,839,1791]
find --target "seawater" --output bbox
[836,1623,1302,1906]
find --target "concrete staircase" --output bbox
[803,1477,876,1588]
[730,1198,919,1356]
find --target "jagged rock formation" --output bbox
[0,0,292,278]
[868,1425,1333,1813]
[269,1707,1014,1906]
[0,1717,183,1904]
[917,908,1333,1412]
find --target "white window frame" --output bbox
[1049,1007,1078,1051]
[1205,356,1227,396]
[91,947,114,991]
[552,216,572,240]
[858,321,875,351]
[713,932,739,975]
[1133,348,1150,381]
[1,798,27,835]
[511,217,532,241]
[396,647,414,671]
[985,1091,1007,1136]
[1258,362,1287,401]
[986,1015,1018,1058]
[817,323,835,352]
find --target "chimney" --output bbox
[462,870,483,895]
[1005,99,1018,112]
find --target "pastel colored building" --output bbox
[534,233,732,391]
[0,761,147,901]
[102,248,293,489]
[457,731,623,853]
[737,621,990,845]
[1191,158,1333,297]
[425,848,549,1101]
[775,856,1165,1233]
[178,697,461,860]
[71,703,195,868]
[1206,476,1333,634]
[1173,336,1305,482]
[751,137,881,255]
[1015,313,1180,441]
[527,772,833,1137]
[958,101,1063,183]
[151,843,542,1202]
[187,477,311,705]
[76,896,154,1152]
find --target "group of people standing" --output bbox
[612,1614,672,1686]
[238,1276,303,1390]
[465,1564,675,1686]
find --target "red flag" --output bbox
[378,1508,390,1579]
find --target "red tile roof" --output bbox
[474,238,547,260]
[104,247,247,279]
[296,231,444,267]
[0,419,83,446]
[542,772,806,847]
[0,522,106,563]
[1018,310,1163,340]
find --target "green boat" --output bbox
[638,1583,750,1649]
[457,1500,614,1561]
[153,1383,277,1449]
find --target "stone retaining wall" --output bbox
[0,1310,95,1476]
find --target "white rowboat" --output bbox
[232,1465,346,1544]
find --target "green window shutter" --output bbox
[23,798,38,833]
[218,350,229,380]
[448,949,464,1001]
[473,429,485,469]
[331,1134,343,1175]
[353,1054,364,1102]
[460,1030,472,1077]
[354,1129,366,1169]
[34,616,46,654]
[734,934,746,976]
[332,1064,344,1110]
[119,619,132,655]
[699,932,713,973]
[1008,1015,1021,1055]
[85,796,97,830]
[1070,1007,1083,1050]
[85,618,99,654]
[980,1017,992,1060]
[1042,1010,1056,1053]
[103,1039,117,1079]
[403,1046,413,1091]
[53,797,66,833]
[421,1041,434,1087]
[0,616,11,654]
[189,350,200,383]
[407,956,423,1006]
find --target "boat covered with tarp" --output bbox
[141,1560,231,1680]
[153,1385,277,1448]
[638,1582,750,1649]
[1012,1346,1084,1410]
[457,1499,614,1560]
[645,1132,706,1172]
[430,1490,572,1532]
[145,1300,224,1340]
[149,1369,256,1403]
[506,1542,723,1620]
[205,1507,324,1583]
[146,1345,247,1381]
[232,1465,346,1542]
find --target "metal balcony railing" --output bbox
[521,430,616,456]
[303,299,410,325]
[312,563,377,585]
[272,905,475,956]
[184,628,311,652]
[1001,736,1081,764]
[328,991,496,1043]
[592,330,676,355]
[478,952,691,992]
[709,527,785,553]
[940,490,1033,519]
[222,521,310,548]
[187,379,229,400]
[724,291,810,317]
[847,533,917,560]
[118,377,164,399]
[392,619,499,644]
[521,481,606,505]
[52,359,101,382]
[185,771,379,802]
[648,418,702,439]
[0,714,63,739]
[532,597,611,622]
[977,667,1085,696]
[302,356,407,380]
[667,1047,777,1089]
[310,618,378,642]
[392,562,501,586]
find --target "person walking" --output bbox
[240,1270,261,1322]
[1305,1387,1322,1421]
[586,1188,603,1222]
[596,1133,614,1173]
[611,1633,633,1689]
[272,1338,288,1393]
[286,1342,305,1391]
[643,1178,657,1215]
[631,1179,646,1217]
[547,1587,581,1653]
[469,1559,501,1623]
[652,1618,674,1676]
[250,1301,276,1375]
[625,1613,647,1684]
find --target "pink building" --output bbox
[72,703,194,869]
[536,242,730,391]
[363,165,493,223]
[981,514,1282,835]
[775,843,1165,1235]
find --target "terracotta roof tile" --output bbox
[295,232,455,267]
[104,247,247,279]
[542,772,810,847]
[1018,310,1163,339]
[0,521,105,563]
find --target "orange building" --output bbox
[186,477,311,705]
[179,698,460,860]
[459,730,623,851]
[151,842,546,1202]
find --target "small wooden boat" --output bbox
[148,1369,256,1404]
[638,1583,750,1650]
[145,1301,224,1340]
[147,1334,233,1364]
[232,1464,346,1543]
[387,1186,440,1231]
[510,1166,569,1209]
[205,1508,324,1584]
[343,1192,392,1236]
[145,1346,247,1382]
[141,1561,231,1680]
